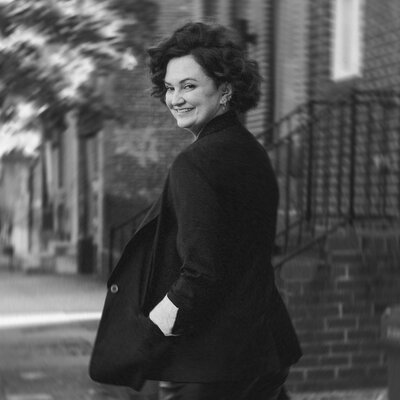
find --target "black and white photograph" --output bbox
[0,1,399,399]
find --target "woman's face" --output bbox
[164,55,229,136]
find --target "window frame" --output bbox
[331,0,364,81]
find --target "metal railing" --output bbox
[264,90,400,269]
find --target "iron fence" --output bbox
[265,90,400,264]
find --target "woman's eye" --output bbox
[165,86,174,92]
[184,84,195,90]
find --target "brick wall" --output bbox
[274,0,309,124]
[307,0,334,99]
[279,228,400,391]
[308,0,400,99]
[156,0,196,36]
[243,0,273,140]
[361,0,400,91]
[202,0,309,141]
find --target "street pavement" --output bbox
[0,261,159,400]
[0,256,388,400]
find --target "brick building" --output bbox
[17,0,399,393]
[268,0,400,392]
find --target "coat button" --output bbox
[110,284,119,294]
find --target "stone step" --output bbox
[328,248,363,265]
[278,255,325,282]
[325,227,359,252]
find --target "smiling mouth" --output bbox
[174,108,194,114]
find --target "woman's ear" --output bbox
[222,83,233,97]
[220,83,233,104]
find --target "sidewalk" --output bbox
[0,264,388,400]
[0,266,159,400]
[0,269,104,316]
[292,390,387,400]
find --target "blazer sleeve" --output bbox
[167,151,233,323]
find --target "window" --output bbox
[331,0,364,81]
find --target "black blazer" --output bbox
[91,111,301,386]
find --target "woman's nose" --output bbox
[171,90,185,106]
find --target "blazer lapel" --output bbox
[106,192,164,285]
[134,174,171,236]
[134,195,162,235]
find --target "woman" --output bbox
[91,22,301,400]
[145,22,301,399]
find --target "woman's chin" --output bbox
[176,119,193,130]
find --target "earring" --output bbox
[221,96,231,109]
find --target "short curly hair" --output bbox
[147,22,261,113]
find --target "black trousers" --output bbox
[158,369,289,400]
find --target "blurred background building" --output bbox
[0,0,399,393]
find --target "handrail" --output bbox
[273,217,350,272]
[255,102,310,146]
[255,103,309,142]
[262,90,400,149]
[266,89,400,269]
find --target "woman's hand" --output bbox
[149,294,180,336]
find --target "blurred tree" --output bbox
[0,0,158,145]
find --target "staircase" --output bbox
[258,89,400,271]
[262,89,400,391]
